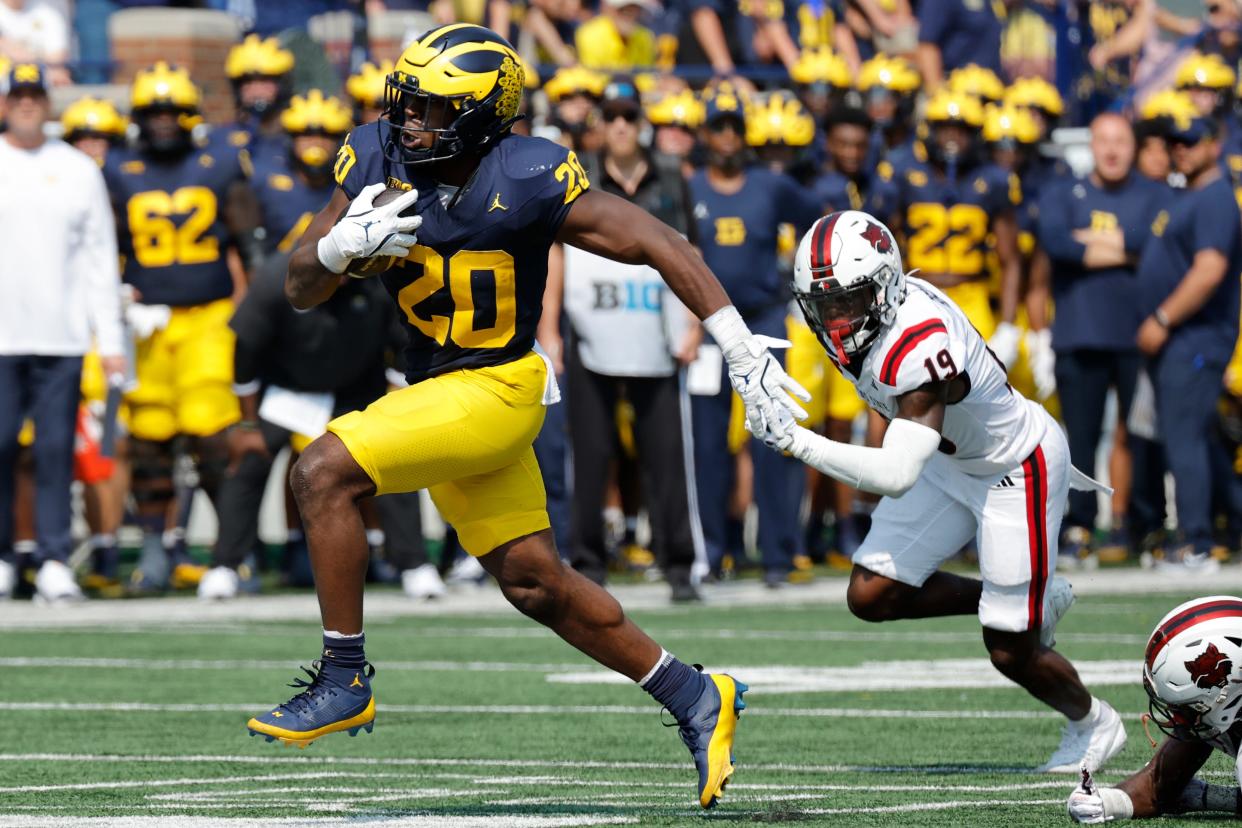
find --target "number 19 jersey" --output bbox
[334,124,589,384]
[835,278,1046,476]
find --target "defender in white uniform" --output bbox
[753,210,1127,773]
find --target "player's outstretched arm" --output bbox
[770,383,947,499]
[558,189,810,432]
[1069,738,1217,822]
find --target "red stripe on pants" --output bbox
[1022,446,1048,633]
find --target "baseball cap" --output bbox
[602,77,642,116]
[1170,113,1218,144]
[6,63,48,96]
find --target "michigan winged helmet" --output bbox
[381,24,526,165]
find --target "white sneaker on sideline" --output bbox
[1039,698,1127,773]
[34,560,84,605]
[402,564,447,600]
[198,566,240,601]
[446,554,487,585]
[0,559,15,600]
[1041,576,1075,648]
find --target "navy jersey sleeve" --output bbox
[867,160,899,221]
[1036,179,1087,265]
[987,166,1021,215]
[917,0,952,45]
[774,172,822,233]
[1191,181,1241,257]
[512,140,592,237]
[333,125,385,201]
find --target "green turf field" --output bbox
[0,579,1238,826]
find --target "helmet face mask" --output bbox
[135,105,196,156]
[795,269,887,361]
[1144,672,1221,741]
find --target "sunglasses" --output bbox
[603,108,640,123]
[707,119,743,134]
[1207,3,1225,13]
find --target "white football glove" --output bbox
[317,183,423,275]
[989,321,1022,370]
[1068,766,1133,824]
[125,303,172,340]
[703,306,810,445]
[1026,327,1056,400]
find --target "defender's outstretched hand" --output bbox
[1068,765,1133,824]
[317,183,423,274]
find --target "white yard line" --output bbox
[0,817,637,827]
[0,657,589,673]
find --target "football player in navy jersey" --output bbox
[856,53,921,173]
[245,25,809,810]
[687,86,822,586]
[102,62,260,593]
[218,34,295,168]
[252,91,352,257]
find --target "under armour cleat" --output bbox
[247,661,376,748]
[673,670,748,809]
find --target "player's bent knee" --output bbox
[984,630,1037,678]
[501,580,562,625]
[846,568,901,622]
[289,437,368,508]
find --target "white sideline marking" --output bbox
[800,797,1065,815]
[0,700,1064,719]
[0,817,636,827]
[546,660,1142,693]
[0,657,589,673]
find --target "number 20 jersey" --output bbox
[833,278,1046,477]
[103,144,247,308]
[335,123,587,383]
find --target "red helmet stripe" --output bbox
[811,212,843,273]
[1146,599,1242,668]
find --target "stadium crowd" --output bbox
[0,0,1241,605]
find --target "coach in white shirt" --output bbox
[0,63,124,602]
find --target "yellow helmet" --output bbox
[790,46,851,88]
[746,91,816,147]
[1139,89,1202,122]
[646,89,704,128]
[226,34,295,80]
[345,60,394,109]
[924,89,986,127]
[61,96,128,141]
[543,65,608,102]
[946,63,1006,102]
[982,103,1040,144]
[130,61,201,112]
[857,54,920,94]
[1004,76,1064,117]
[1175,51,1236,91]
[385,24,527,164]
[280,89,353,137]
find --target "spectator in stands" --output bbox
[647,87,703,178]
[0,64,124,602]
[545,79,704,600]
[222,34,296,168]
[915,0,1004,91]
[681,0,805,75]
[1038,112,1167,565]
[543,66,607,154]
[1136,109,1242,572]
[0,0,69,85]
[575,0,658,72]
[525,0,581,67]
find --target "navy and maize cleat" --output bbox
[247,661,376,749]
[671,669,748,809]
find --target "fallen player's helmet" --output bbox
[792,210,906,365]
[1144,595,1242,740]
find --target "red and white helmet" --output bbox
[792,210,906,365]
[1144,596,1242,741]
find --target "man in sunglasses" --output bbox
[1135,111,1242,572]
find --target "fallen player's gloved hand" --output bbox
[1068,765,1133,823]
[988,321,1022,370]
[317,183,423,274]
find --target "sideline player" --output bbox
[244,24,808,809]
[1069,596,1242,823]
[754,209,1127,772]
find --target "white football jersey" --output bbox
[831,278,1047,476]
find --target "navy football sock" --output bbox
[642,653,707,722]
[320,633,368,687]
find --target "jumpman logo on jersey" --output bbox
[488,192,508,212]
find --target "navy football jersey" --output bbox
[104,141,248,307]
[810,168,868,212]
[688,166,820,313]
[212,121,286,170]
[870,149,1020,280]
[252,155,334,255]
[335,122,588,382]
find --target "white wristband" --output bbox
[317,233,350,275]
[702,305,750,356]
[1101,787,1134,821]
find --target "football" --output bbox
[342,186,413,279]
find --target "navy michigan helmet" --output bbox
[381,23,526,165]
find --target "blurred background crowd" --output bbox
[1,0,1242,606]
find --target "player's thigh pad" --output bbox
[126,322,179,442]
[942,281,996,340]
[852,456,977,586]
[169,299,239,437]
[328,351,551,554]
[975,431,1070,633]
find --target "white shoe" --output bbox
[197,566,240,601]
[1041,576,1075,648]
[446,554,487,585]
[402,564,447,600]
[34,560,84,605]
[0,559,15,600]
[1154,546,1221,576]
[1039,698,1127,773]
